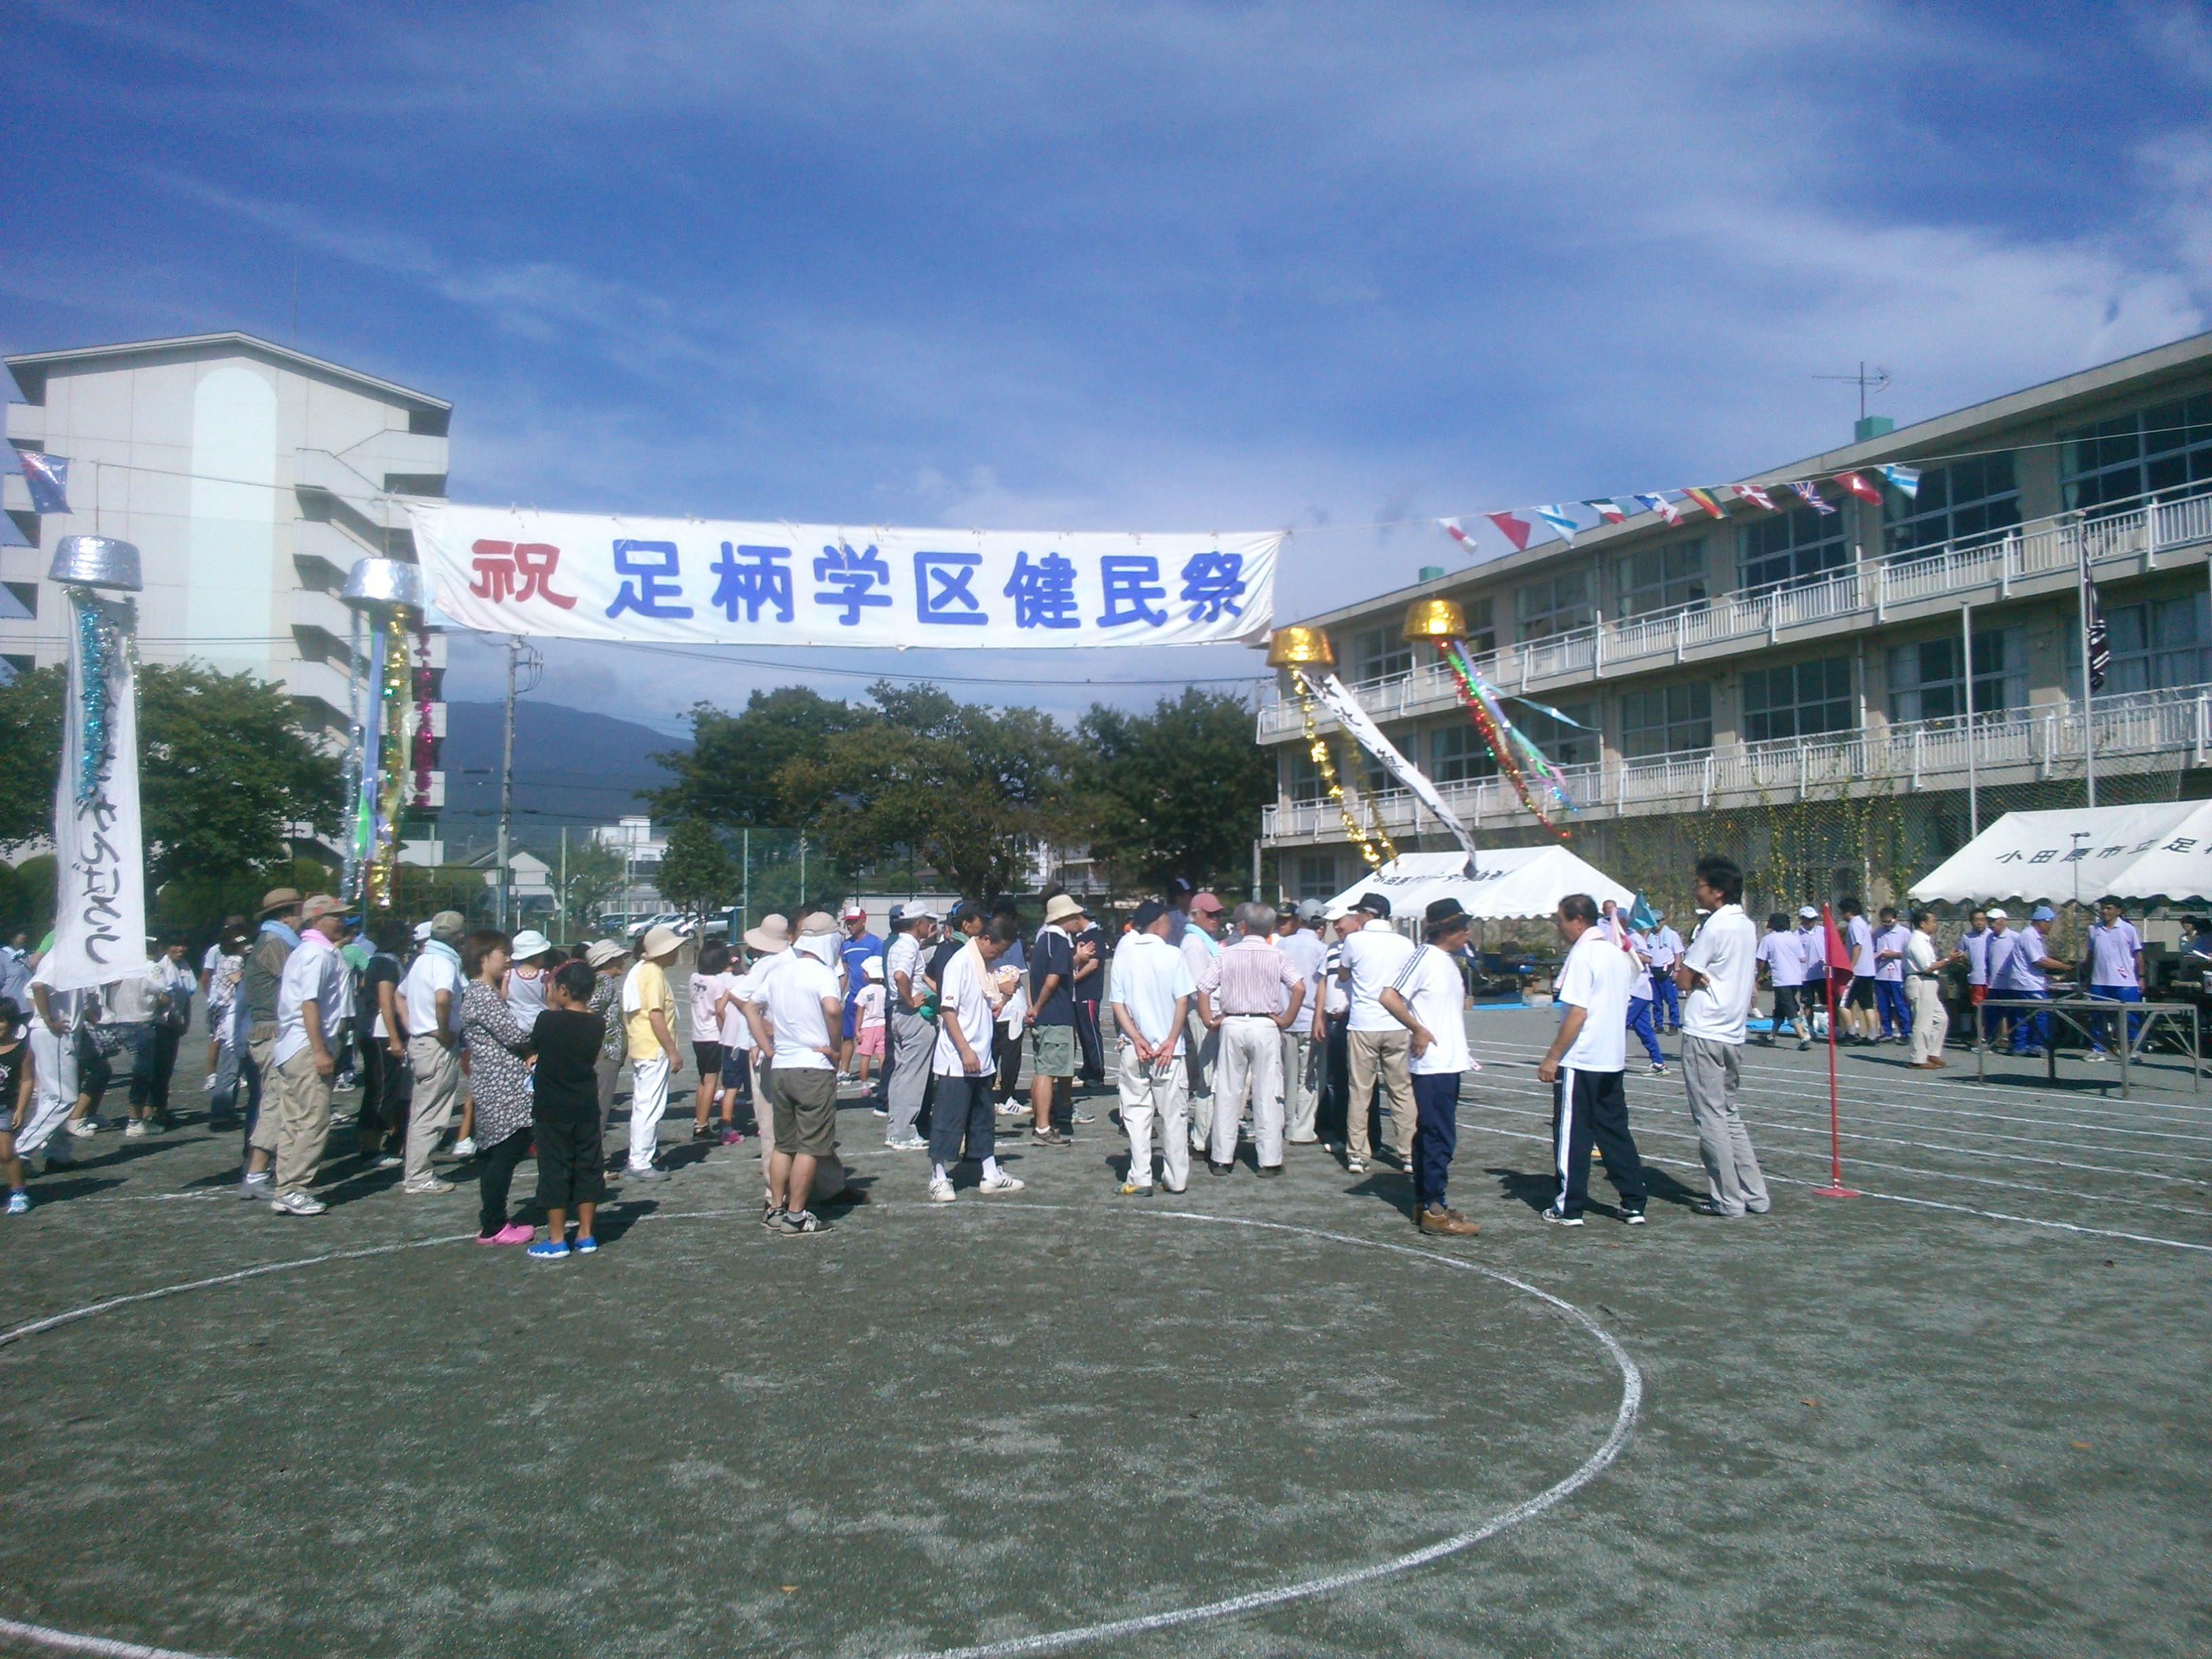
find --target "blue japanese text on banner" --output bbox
[405,504,1280,649]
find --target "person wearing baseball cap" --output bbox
[1025,891,1092,1146]
[836,903,884,1083]
[618,925,687,1178]
[394,912,470,1194]
[231,888,307,1202]
[880,903,941,1151]
[1995,904,2070,1058]
[1337,890,1417,1176]
[1273,901,1330,1145]
[256,895,348,1216]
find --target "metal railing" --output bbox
[1261,678,2212,839]
[1259,485,2212,741]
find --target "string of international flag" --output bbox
[1436,462,1923,556]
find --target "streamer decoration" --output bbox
[72,597,127,804]
[1266,626,1397,870]
[1404,598,1575,839]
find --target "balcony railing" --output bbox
[1260,680,2212,842]
[1258,486,2212,741]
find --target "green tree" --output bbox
[0,661,343,882]
[649,687,865,826]
[781,682,1075,899]
[547,838,628,931]
[655,817,737,916]
[1074,688,1273,892]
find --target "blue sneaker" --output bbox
[5,1190,28,1215]
[525,1239,570,1262]
[572,1235,598,1254]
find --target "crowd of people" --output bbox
[0,853,1795,1240]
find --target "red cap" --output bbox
[842,904,867,920]
[1189,891,1224,914]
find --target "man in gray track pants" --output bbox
[884,906,941,1150]
[1675,856,1769,1218]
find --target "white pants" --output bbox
[19,1024,77,1160]
[1118,1040,1190,1193]
[1281,1029,1319,1141]
[1183,1010,1218,1147]
[628,1054,671,1170]
[1907,977,1948,1063]
[1212,1015,1285,1167]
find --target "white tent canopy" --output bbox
[1909,802,2212,905]
[1323,846,1635,922]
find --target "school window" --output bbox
[1740,656,1853,744]
[1619,681,1713,758]
[2100,592,2212,695]
[1516,699,1599,768]
[1516,569,1592,642]
[1,581,37,619]
[1286,746,1327,804]
[1737,506,1849,595]
[1615,539,1706,619]
[0,654,30,684]
[1459,595,1497,657]
[1429,721,1499,783]
[2062,394,2212,514]
[1349,623,1413,685]
[1886,628,2027,724]
[1886,453,2022,557]
[1295,855,1340,902]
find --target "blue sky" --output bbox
[9,0,2212,732]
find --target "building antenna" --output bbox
[1813,362,1893,423]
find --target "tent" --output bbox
[1322,847,1635,922]
[1908,802,2212,905]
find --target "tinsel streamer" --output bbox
[1435,639,1570,838]
[411,625,435,804]
[1291,668,1396,869]
[73,596,121,804]
[367,609,414,910]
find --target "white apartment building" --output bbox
[3,332,449,856]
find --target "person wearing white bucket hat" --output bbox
[503,929,556,1036]
[619,925,685,1177]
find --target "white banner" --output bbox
[48,592,150,992]
[1307,670,1480,858]
[406,503,1280,649]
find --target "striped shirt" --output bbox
[1195,935,1304,1017]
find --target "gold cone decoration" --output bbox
[1401,597,1467,642]
[1266,625,1335,668]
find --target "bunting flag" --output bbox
[1878,462,1921,497]
[1734,482,1778,511]
[1486,510,1534,552]
[1789,480,1837,515]
[1500,693,1593,729]
[1633,492,1681,525]
[16,450,69,515]
[1439,518,1477,550]
[1586,499,1627,524]
[1532,504,1581,544]
[1681,486,1726,519]
[1836,470,1883,504]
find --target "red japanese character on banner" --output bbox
[468,539,577,608]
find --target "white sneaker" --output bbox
[402,1176,455,1195]
[202,1075,218,1092]
[269,1190,327,1216]
[886,1136,928,1151]
[124,1119,148,1139]
[978,1170,1025,1194]
[928,1175,957,1203]
[996,1100,1025,1117]
[451,1136,477,1157]
[66,1118,99,1139]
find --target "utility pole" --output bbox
[495,635,543,931]
[741,828,750,932]
[558,825,568,941]
[799,834,808,910]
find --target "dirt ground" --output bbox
[1,1007,2205,1658]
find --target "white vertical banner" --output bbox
[1307,671,1480,858]
[47,591,150,991]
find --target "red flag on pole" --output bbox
[1814,904,1861,1198]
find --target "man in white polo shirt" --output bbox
[1378,897,1479,1237]
[1536,893,1646,1227]
[1109,901,1197,1196]
[742,928,845,1235]
[1675,856,1769,1218]
[396,912,466,1195]
[1336,891,1416,1176]
[261,895,348,1216]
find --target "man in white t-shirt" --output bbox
[1336,891,1417,1176]
[396,912,467,1195]
[1674,857,1769,1219]
[741,931,845,1235]
[1378,898,1480,1237]
[1273,901,1330,1145]
[258,895,348,1216]
[1535,894,1647,1227]
[926,914,1025,1202]
[1108,901,1197,1196]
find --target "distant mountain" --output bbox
[438,701,689,844]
